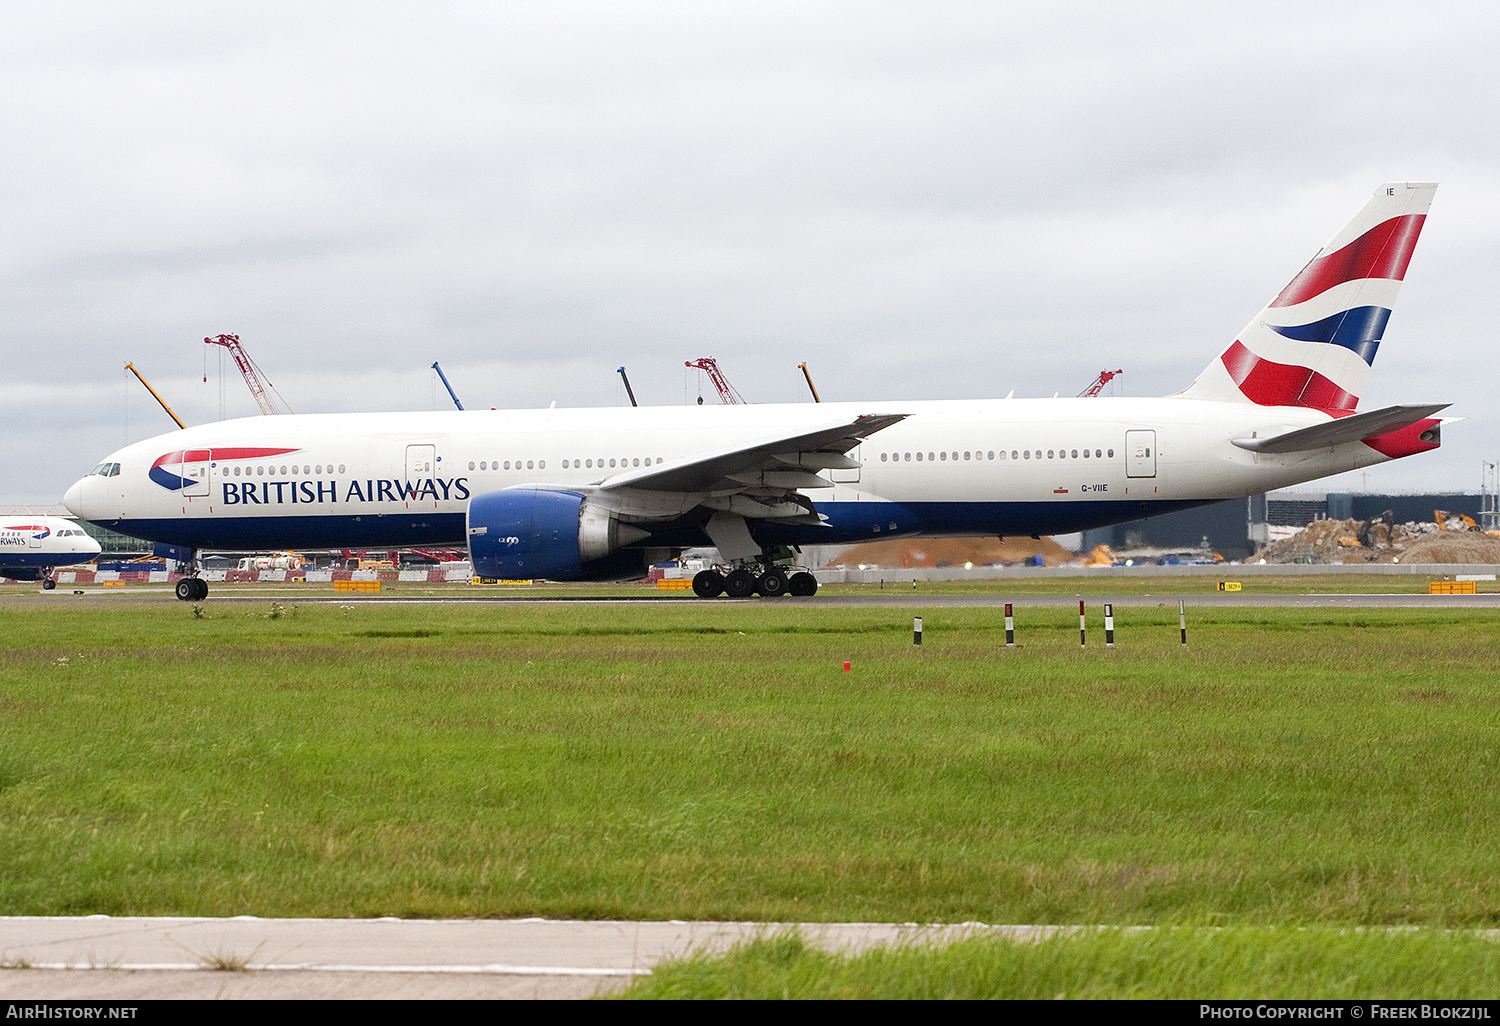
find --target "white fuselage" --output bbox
[62,396,1404,554]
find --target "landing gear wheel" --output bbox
[755,566,788,597]
[788,571,818,597]
[176,578,209,601]
[42,578,56,591]
[692,569,724,598]
[723,568,756,599]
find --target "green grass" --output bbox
[615,927,1500,999]
[1,599,1498,924]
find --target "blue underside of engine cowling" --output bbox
[466,488,650,582]
[468,488,583,579]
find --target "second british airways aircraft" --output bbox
[64,183,1446,600]
[0,516,102,589]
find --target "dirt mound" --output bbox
[826,536,1073,569]
[1255,516,1500,564]
[1394,531,1500,564]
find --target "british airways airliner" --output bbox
[64,183,1446,600]
[0,516,102,589]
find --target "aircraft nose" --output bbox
[62,477,84,516]
[62,476,91,518]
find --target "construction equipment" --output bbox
[798,362,821,403]
[203,334,293,415]
[124,362,185,429]
[1078,369,1123,397]
[1434,510,1478,531]
[684,357,746,405]
[617,367,638,407]
[432,361,465,410]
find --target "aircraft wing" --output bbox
[598,413,908,494]
[1231,403,1449,454]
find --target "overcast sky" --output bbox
[4,1,1496,503]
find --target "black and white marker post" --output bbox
[1180,600,1187,647]
[913,616,923,646]
[1104,603,1115,647]
[1079,601,1086,647]
[1004,603,1015,647]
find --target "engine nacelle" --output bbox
[466,487,651,581]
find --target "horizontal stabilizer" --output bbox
[1231,404,1448,454]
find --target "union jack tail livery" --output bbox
[1184,182,1436,410]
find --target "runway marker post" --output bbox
[1079,601,1086,647]
[1004,603,1015,647]
[1105,603,1115,647]
[913,616,923,646]
[1180,600,1187,647]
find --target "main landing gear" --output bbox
[692,563,818,599]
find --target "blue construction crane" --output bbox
[431,361,464,410]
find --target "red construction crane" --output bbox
[1078,369,1123,398]
[204,334,293,415]
[684,357,746,405]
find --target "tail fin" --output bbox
[1182,182,1436,411]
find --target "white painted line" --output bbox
[25,962,650,977]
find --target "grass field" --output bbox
[1,597,1498,926]
[617,927,1500,999]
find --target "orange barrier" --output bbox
[334,580,382,593]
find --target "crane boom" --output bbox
[204,334,292,415]
[124,362,185,429]
[617,366,638,407]
[1078,369,1123,398]
[684,357,746,405]
[431,361,465,410]
[797,361,821,403]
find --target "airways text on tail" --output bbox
[63,182,1448,599]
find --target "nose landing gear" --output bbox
[170,549,208,601]
[174,577,208,601]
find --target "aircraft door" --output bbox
[181,449,212,497]
[28,528,42,549]
[831,444,861,484]
[405,445,435,480]
[1125,431,1156,478]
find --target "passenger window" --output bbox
[1108,449,1114,458]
